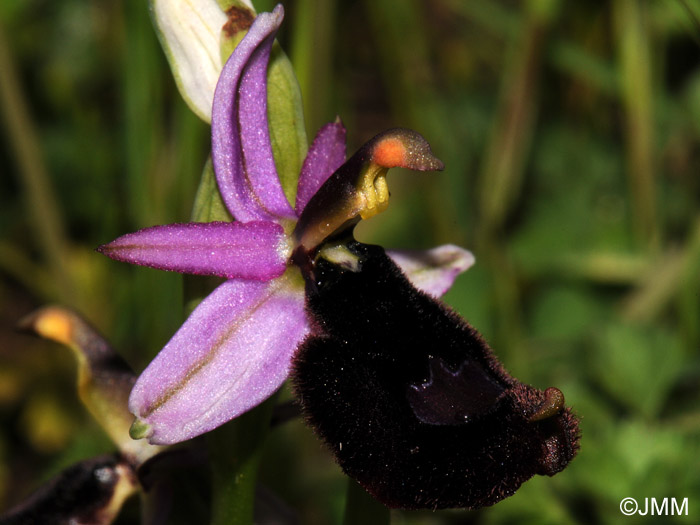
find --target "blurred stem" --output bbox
[0,20,74,303]
[446,0,520,39]
[123,0,164,227]
[614,0,659,249]
[364,0,439,129]
[0,240,53,297]
[677,217,700,350]
[171,98,208,218]
[453,0,619,97]
[623,215,700,327]
[475,2,556,370]
[342,479,389,525]
[676,0,700,48]
[364,0,466,240]
[290,0,336,137]
[556,251,650,284]
[477,2,552,233]
[477,241,528,373]
[207,395,276,525]
[620,248,685,322]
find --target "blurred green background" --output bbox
[2,0,700,523]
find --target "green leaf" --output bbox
[191,157,233,222]
[208,395,276,525]
[592,323,684,418]
[266,42,308,205]
[530,285,602,341]
[576,419,693,504]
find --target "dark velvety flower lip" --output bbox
[406,356,506,425]
[293,241,580,510]
[0,455,137,524]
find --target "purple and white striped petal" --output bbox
[388,244,475,297]
[212,5,295,223]
[129,273,308,445]
[98,221,289,281]
[295,120,347,214]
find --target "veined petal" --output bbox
[151,0,228,122]
[387,245,475,297]
[295,120,347,215]
[98,221,288,281]
[212,4,295,222]
[129,273,308,445]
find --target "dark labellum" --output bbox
[292,241,580,510]
[0,454,133,525]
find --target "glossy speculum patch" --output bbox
[292,241,580,510]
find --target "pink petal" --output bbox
[295,120,347,214]
[388,245,475,297]
[211,5,295,222]
[129,273,308,445]
[98,221,289,281]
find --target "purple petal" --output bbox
[295,120,347,214]
[129,274,308,444]
[212,5,295,222]
[98,221,289,281]
[388,245,475,297]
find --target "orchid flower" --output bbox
[99,5,473,446]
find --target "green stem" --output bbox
[475,234,528,374]
[290,0,336,137]
[614,0,658,249]
[341,479,390,525]
[476,2,553,234]
[207,395,276,525]
[0,19,74,303]
[123,0,164,227]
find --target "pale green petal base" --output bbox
[130,419,153,440]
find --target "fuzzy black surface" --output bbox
[0,454,126,524]
[292,242,579,510]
